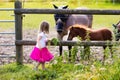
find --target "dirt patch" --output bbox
[0,28,59,64]
[0,28,106,65]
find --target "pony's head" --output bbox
[53,4,69,34]
[67,24,87,40]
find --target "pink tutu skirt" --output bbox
[30,47,54,63]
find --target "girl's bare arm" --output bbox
[37,35,42,49]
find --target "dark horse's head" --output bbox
[113,21,120,33]
[113,21,120,41]
[53,4,69,34]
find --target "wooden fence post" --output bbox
[15,1,23,65]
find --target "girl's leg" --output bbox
[41,62,45,70]
[34,62,41,70]
[36,62,41,69]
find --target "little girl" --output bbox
[30,21,54,70]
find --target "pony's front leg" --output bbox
[103,46,107,64]
[67,37,73,61]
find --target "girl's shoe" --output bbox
[33,67,38,71]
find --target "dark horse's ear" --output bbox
[53,4,58,9]
[63,5,68,9]
[112,24,117,29]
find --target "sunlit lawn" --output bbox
[0,57,120,80]
[0,1,120,30]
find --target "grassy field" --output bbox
[0,56,120,80]
[0,1,120,30]
[0,1,120,80]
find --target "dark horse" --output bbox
[113,21,120,41]
[53,4,93,57]
[67,24,113,60]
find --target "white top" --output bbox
[36,32,47,48]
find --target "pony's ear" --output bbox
[63,5,68,9]
[112,24,117,29]
[71,26,74,30]
[53,4,58,9]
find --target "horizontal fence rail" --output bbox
[14,9,120,15]
[0,54,15,58]
[0,8,14,11]
[0,20,15,22]
[15,40,120,46]
[0,44,15,46]
[0,8,15,47]
[0,32,15,34]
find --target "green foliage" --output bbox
[70,46,78,62]
[0,63,33,80]
[104,46,111,59]
[85,30,91,41]
[51,38,59,46]
[29,69,57,80]
[0,57,120,80]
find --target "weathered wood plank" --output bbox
[0,8,14,11]
[0,20,15,22]
[15,1,23,65]
[0,55,15,58]
[15,40,120,46]
[15,9,120,15]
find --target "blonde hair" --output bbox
[38,21,49,33]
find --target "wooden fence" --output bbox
[0,8,15,44]
[14,1,120,65]
[15,40,120,46]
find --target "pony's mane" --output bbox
[68,24,90,31]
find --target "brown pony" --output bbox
[68,24,112,41]
[67,24,113,60]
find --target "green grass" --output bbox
[0,63,34,80]
[0,56,120,80]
